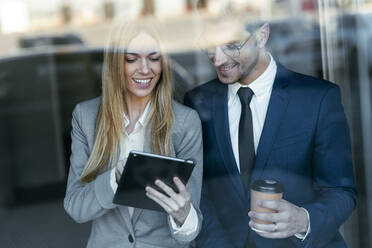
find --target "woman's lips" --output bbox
[132,78,153,89]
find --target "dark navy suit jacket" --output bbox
[184,64,357,248]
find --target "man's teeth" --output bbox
[134,79,151,84]
[221,65,234,71]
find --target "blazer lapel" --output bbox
[131,125,152,224]
[115,139,135,231]
[251,64,290,181]
[213,84,246,203]
[118,207,134,231]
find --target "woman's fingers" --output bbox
[145,180,190,211]
[116,160,125,175]
[145,186,179,210]
[155,179,187,207]
[146,180,191,226]
[115,160,125,183]
[155,180,177,198]
[173,177,190,200]
[115,169,121,183]
[145,191,172,213]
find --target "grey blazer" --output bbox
[64,97,203,248]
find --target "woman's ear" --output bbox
[254,23,270,49]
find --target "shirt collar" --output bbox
[228,54,277,101]
[123,101,152,128]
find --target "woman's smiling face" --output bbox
[124,31,162,101]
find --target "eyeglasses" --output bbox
[202,36,252,58]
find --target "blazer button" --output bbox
[128,234,134,243]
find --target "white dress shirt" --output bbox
[228,55,310,240]
[109,101,198,235]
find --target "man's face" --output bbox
[206,35,260,84]
[201,21,269,85]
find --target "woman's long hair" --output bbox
[80,19,174,183]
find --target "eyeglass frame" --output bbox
[201,35,253,59]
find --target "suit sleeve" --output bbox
[64,104,117,223]
[184,92,236,248]
[292,84,357,247]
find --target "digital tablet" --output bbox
[113,150,196,212]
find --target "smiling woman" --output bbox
[124,32,162,102]
[63,19,203,248]
[81,20,175,183]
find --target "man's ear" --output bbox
[255,23,270,49]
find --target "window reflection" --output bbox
[0,0,372,247]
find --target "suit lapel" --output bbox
[251,64,290,181]
[212,84,246,203]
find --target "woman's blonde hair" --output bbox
[80,19,174,183]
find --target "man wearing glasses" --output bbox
[184,17,356,248]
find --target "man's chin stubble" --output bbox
[218,74,237,84]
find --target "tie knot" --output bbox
[237,87,254,105]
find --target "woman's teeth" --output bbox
[134,79,151,84]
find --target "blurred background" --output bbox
[0,0,372,247]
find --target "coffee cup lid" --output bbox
[251,179,284,193]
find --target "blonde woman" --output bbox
[64,20,203,248]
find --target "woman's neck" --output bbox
[124,94,151,125]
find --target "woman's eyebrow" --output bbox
[125,52,138,56]
[149,51,160,56]
[125,51,160,56]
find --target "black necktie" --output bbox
[237,87,255,193]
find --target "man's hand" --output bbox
[248,199,309,239]
[145,177,191,226]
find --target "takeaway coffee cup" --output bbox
[250,179,284,224]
